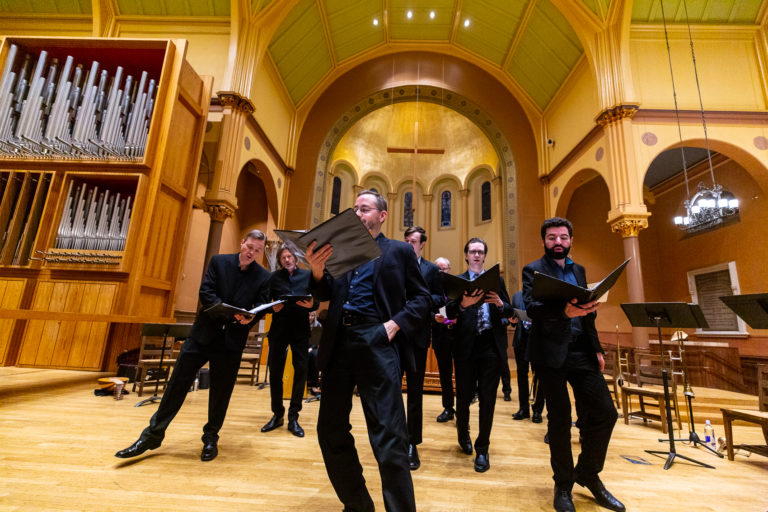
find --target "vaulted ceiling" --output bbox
[1,0,764,112]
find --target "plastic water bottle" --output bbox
[703,420,715,449]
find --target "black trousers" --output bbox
[500,358,512,395]
[307,345,319,388]
[268,334,309,421]
[454,332,501,455]
[535,351,618,488]
[317,323,415,512]
[142,339,242,444]
[514,344,544,414]
[403,343,428,445]
[431,325,455,411]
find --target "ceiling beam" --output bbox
[502,0,537,72]
[315,0,337,67]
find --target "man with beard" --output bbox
[447,238,512,473]
[260,243,316,438]
[115,230,271,462]
[522,217,623,512]
[401,225,445,470]
[305,189,430,512]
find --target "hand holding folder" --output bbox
[532,258,630,304]
[203,299,285,320]
[275,208,381,278]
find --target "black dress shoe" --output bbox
[408,444,420,470]
[512,409,530,420]
[532,410,543,423]
[576,478,625,512]
[503,392,511,402]
[544,432,549,444]
[436,409,455,422]
[474,453,490,472]
[554,486,576,512]
[114,437,161,458]
[261,415,284,432]
[201,440,218,461]
[458,434,473,455]
[287,419,305,438]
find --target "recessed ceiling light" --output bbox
[429,11,436,19]
[463,18,470,28]
[406,10,413,19]
[373,18,379,26]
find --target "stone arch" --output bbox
[360,171,392,195]
[554,168,602,218]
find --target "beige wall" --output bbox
[252,59,294,162]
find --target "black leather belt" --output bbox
[341,312,379,327]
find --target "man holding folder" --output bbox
[305,189,430,512]
[522,217,624,512]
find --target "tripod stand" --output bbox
[621,302,715,470]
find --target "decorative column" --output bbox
[203,202,235,273]
[423,193,433,260]
[492,176,504,269]
[387,192,397,239]
[459,189,469,247]
[610,215,650,349]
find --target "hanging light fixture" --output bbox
[661,0,740,233]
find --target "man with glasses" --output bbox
[446,238,512,472]
[522,217,623,512]
[305,190,430,512]
[115,230,272,462]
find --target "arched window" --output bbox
[481,181,491,221]
[330,176,341,215]
[403,191,413,227]
[440,190,452,227]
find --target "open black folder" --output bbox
[203,300,284,319]
[532,258,630,304]
[442,264,500,300]
[274,208,381,279]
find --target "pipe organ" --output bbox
[0,37,212,371]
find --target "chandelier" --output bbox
[660,0,740,234]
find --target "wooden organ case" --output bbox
[0,37,212,371]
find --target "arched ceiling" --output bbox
[2,0,764,112]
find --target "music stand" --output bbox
[135,323,192,407]
[620,302,715,470]
[720,293,768,329]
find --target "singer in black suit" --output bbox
[432,257,457,423]
[522,217,623,512]
[510,291,544,422]
[115,230,272,462]
[402,226,445,470]
[306,190,430,512]
[446,238,513,473]
[260,244,317,438]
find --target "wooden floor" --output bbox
[1,366,767,512]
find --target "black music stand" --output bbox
[620,302,715,470]
[135,323,192,407]
[720,293,768,329]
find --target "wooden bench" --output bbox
[720,364,768,460]
[621,352,681,434]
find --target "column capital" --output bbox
[459,188,469,197]
[609,214,650,238]
[423,194,433,202]
[205,202,236,222]
[595,104,639,127]
[216,90,255,114]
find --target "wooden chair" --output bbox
[239,330,266,386]
[621,352,681,433]
[602,350,621,409]
[721,364,768,460]
[133,323,191,397]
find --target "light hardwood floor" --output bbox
[1,366,766,511]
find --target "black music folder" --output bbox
[274,208,381,279]
[532,258,630,304]
[204,300,284,319]
[442,264,500,300]
[279,294,313,304]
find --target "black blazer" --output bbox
[446,270,513,362]
[412,258,446,349]
[511,291,531,356]
[267,267,318,341]
[522,255,602,369]
[310,234,431,371]
[189,253,272,353]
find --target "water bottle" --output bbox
[703,419,715,448]
[193,376,199,391]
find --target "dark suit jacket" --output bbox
[267,267,318,341]
[522,254,602,369]
[189,253,272,353]
[511,291,531,358]
[412,258,445,349]
[446,270,513,362]
[310,234,431,371]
